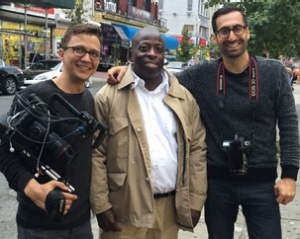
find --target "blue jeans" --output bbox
[205,179,281,239]
[17,221,93,239]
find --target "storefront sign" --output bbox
[101,23,130,48]
[16,6,55,15]
[127,6,154,24]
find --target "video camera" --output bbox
[222,134,251,176]
[0,92,107,192]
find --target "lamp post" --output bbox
[44,9,49,59]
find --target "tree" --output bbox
[64,0,92,25]
[206,1,300,59]
[176,28,195,62]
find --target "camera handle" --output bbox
[45,188,65,221]
[6,134,75,193]
[39,164,75,193]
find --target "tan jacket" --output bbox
[90,66,207,230]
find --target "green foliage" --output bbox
[246,2,300,59]
[208,40,221,59]
[64,0,90,25]
[207,0,300,59]
[176,28,194,62]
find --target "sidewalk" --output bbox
[91,169,300,239]
[91,71,107,83]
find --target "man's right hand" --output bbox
[107,66,128,84]
[24,179,77,215]
[96,208,122,232]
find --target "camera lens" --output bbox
[30,125,43,139]
[244,141,251,147]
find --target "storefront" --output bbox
[0,5,56,68]
[100,23,130,65]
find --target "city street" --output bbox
[0,77,300,238]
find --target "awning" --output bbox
[162,35,179,50]
[0,0,75,9]
[0,9,56,26]
[112,24,139,40]
[171,34,194,44]
[112,24,179,49]
[100,23,130,48]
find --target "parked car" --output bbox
[0,59,24,95]
[23,59,61,81]
[23,62,63,87]
[23,62,91,88]
[165,61,188,74]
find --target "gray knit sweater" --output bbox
[175,56,300,181]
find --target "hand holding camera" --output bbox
[24,179,77,221]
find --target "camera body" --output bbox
[5,111,77,174]
[222,134,251,176]
[0,94,77,176]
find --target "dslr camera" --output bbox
[222,134,251,176]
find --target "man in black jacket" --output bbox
[0,23,103,239]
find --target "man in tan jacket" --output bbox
[90,26,207,239]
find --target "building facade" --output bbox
[0,0,180,68]
[158,0,210,46]
[93,0,178,64]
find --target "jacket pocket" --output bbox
[107,172,127,191]
[107,117,129,172]
[109,117,129,135]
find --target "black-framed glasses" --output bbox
[216,25,247,38]
[64,46,101,60]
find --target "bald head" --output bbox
[132,27,164,50]
[130,26,165,83]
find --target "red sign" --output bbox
[16,6,55,15]
[171,35,193,44]
[199,38,206,46]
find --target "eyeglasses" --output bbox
[64,46,101,60]
[216,25,247,38]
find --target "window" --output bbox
[144,0,151,11]
[187,0,192,12]
[158,0,163,10]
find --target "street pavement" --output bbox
[89,74,300,239]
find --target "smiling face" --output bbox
[131,28,164,80]
[58,33,101,85]
[213,11,250,60]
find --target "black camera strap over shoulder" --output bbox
[217,55,259,142]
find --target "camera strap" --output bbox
[217,55,259,141]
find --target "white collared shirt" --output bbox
[132,70,178,194]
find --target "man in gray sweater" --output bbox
[107,6,300,239]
